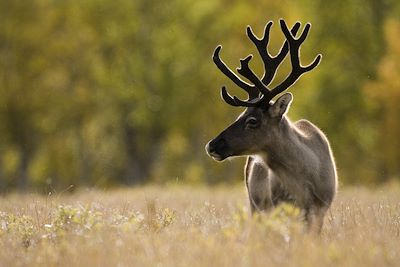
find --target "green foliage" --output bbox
[363,18,400,181]
[0,0,399,190]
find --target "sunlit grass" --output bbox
[0,184,399,266]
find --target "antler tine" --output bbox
[246,21,301,87]
[267,19,322,100]
[213,20,321,108]
[213,46,259,98]
[236,55,271,96]
[221,86,258,107]
[246,21,272,48]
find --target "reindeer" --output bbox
[205,20,337,232]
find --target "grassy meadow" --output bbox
[0,184,399,267]
[2,2,400,267]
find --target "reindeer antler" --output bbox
[213,19,321,107]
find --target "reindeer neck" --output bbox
[259,116,305,172]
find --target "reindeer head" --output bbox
[206,20,321,161]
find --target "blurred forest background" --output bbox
[0,0,400,192]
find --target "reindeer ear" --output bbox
[269,93,293,118]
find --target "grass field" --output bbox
[0,184,399,267]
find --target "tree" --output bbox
[363,18,400,181]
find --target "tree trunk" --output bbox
[17,149,30,191]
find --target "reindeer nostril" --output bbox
[215,138,227,151]
[207,138,227,154]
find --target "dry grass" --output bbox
[0,184,399,267]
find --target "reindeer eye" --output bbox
[245,117,259,129]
